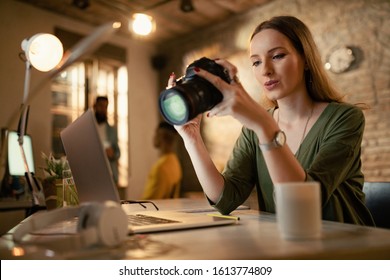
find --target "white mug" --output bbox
[274,181,322,240]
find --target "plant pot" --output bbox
[42,177,59,210]
[42,177,79,209]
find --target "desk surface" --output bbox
[0,199,33,210]
[1,198,390,260]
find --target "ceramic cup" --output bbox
[274,181,322,240]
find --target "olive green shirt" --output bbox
[214,102,374,226]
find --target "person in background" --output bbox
[93,96,120,185]
[142,121,182,199]
[168,16,374,226]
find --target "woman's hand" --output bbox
[166,73,202,144]
[196,59,266,132]
[165,71,225,202]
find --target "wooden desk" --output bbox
[0,200,34,236]
[1,198,390,259]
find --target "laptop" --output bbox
[60,109,237,234]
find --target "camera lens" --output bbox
[159,90,188,125]
[159,57,230,125]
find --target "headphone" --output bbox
[12,200,128,249]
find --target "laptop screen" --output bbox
[60,109,121,203]
[7,131,35,176]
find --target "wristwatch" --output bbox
[259,130,286,151]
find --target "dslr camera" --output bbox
[159,57,231,125]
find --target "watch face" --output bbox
[275,131,286,146]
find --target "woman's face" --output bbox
[249,29,307,102]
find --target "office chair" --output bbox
[363,182,390,229]
[170,182,181,199]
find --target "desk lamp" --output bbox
[18,33,63,206]
[14,21,121,207]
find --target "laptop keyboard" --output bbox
[128,214,180,226]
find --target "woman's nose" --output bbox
[262,60,273,76]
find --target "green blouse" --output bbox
[214,102,374,226]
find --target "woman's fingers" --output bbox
[194,67,230,93]
[195,60,246,118]
[214,59,239,83]
[166,72,176,88]
[167,59,244,119]
[231,74,241,85]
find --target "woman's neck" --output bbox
[276,95,314,125]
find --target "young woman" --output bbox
[168,16,374,225]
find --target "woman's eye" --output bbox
[252,60,261,67]
[273,53,286,60]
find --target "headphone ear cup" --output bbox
[77,202,102,231]
[98,201,128,246]
[77,201,128,247]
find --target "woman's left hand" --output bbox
[195,59,266,131]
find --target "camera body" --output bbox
[159,57,231,125]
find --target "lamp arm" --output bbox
[19,143,45,206]
[17,60,32,146]
[22,60,32,104]
[17,106,29,146]
[17,60,45,206]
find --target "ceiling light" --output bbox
[180,0,195,13]
[72,0,90,10]
[130,13,155,36]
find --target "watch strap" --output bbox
[259,130,285,151]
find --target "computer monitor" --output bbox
[7,131,35,176]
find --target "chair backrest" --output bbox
[363,182,390,229]
[169,182,181,199]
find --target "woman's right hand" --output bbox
[166,72,203,144]
[174,114,202,144]
[166,73,224,203]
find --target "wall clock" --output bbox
[325,46,356,74]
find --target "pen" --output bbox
[207,213,240,221]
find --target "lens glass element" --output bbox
[162,93,187,124]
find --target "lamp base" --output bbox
[25,172,45,207]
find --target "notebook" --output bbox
[60,109,237,234]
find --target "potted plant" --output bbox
[41,152,78,209]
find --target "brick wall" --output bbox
[158,0,390,193]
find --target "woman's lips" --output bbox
[264,80,279,90]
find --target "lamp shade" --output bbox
[21,33,63,72]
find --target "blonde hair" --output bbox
[251,16,344,106]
